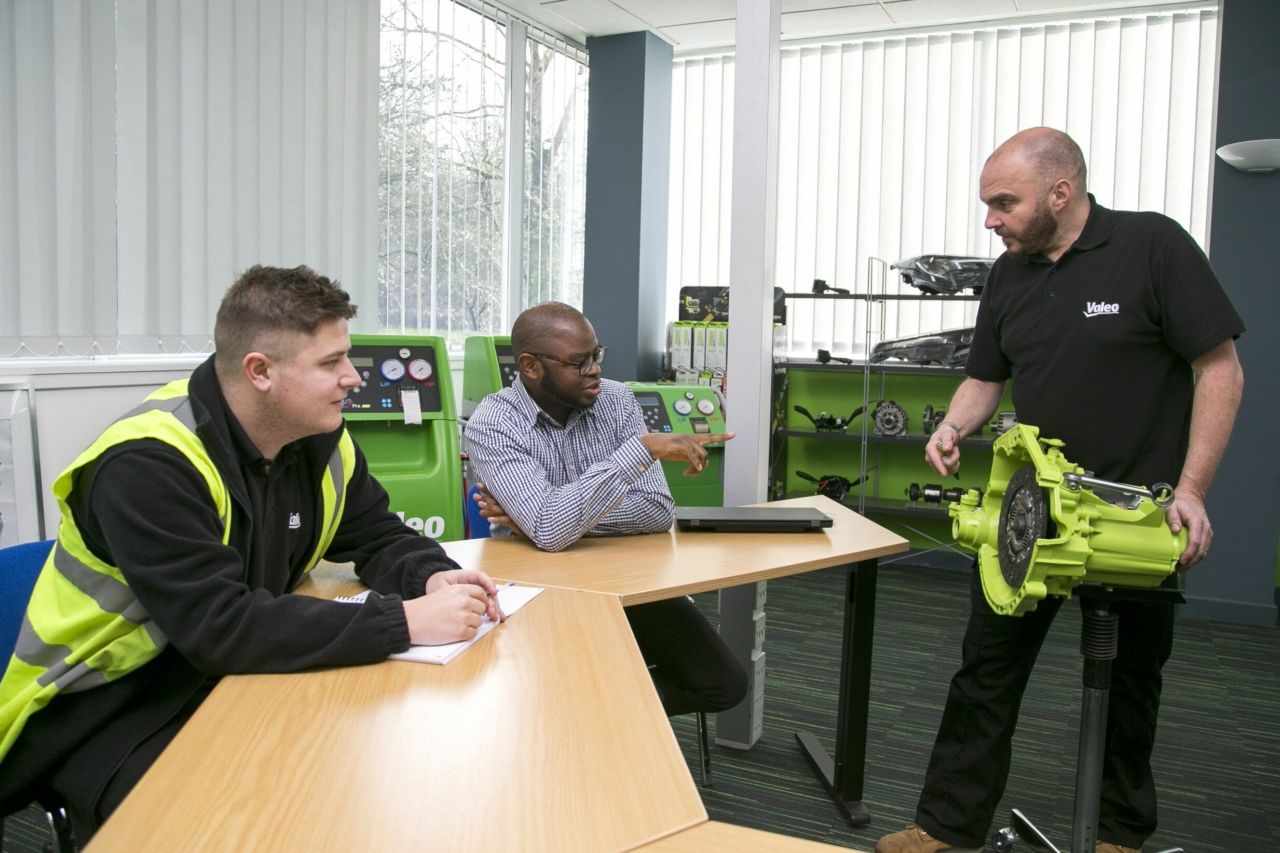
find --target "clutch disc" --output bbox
[997,465,1048,589]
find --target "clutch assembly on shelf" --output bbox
[948,424,1187,616]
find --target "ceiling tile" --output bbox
[502,0,590,42]
[783,0,883,11]
[782,4,896,40]
[880,0,1021,26]
[657,18,739,49]
[621,0,736,28]
[1015,0,1160,13]
[534,0,1186,52]
[536,0,656,38]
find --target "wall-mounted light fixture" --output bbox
[1215,139,1280,173]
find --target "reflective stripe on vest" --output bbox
[0,378,356,761]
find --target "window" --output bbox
[379,1,507,345]
[669,6,1219,358]
[378,0,588,349]
[522,35,589,311]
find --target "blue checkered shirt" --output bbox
[462,378,674,552]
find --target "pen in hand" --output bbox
[489,580,515,621]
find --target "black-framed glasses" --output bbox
[527,345,607,375]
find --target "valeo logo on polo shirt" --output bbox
[1083,301,1120,318]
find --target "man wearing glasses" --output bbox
[463,302,747,717]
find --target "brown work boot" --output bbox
[874,824,981,853]
[1096,844,1141,853]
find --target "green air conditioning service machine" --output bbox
[342,334,463,542]
[461,335,519,417]
[625,383,726,507]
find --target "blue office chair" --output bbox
[464,483,491,539]
[0,539,77,853]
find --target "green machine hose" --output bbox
[949,424,1187,616]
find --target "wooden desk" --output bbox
[89,588,705,852]
[91,495,906,849]
[444,495,905,605]
[640,820,862,851]
[448,495,909,827]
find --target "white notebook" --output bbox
[336,583,543,665]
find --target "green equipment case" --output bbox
[343,334,463,542]
[461,335,518,418]
[625,382,727,507]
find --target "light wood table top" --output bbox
[640,821,865,851]
[444,495,908,605]
[89,587,706,852]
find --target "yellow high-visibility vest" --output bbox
[0,379,356,761]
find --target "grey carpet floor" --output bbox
[670,562,1280,852]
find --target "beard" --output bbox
[539,370,592,411]
[1004,199,1059,257]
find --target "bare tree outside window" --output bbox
[523,38,588,311]
[379,0,587,350]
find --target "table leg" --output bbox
[795,558,877,826]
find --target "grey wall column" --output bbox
[582,32,672,381]
[1191,0,1279,625]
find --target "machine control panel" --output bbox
[629,385,725,438]
[494,342,519,388]
[345,343,443,414]
[635,392,675,433]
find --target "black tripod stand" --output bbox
[991,584,1186,853]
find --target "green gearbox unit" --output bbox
[343,334,463,542]
[462,335,519,418]
[949,424,1186,616]
[625,383,727,507]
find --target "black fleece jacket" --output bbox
[0,356,459,816]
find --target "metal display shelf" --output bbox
[779,492,966,522]
[779,427,994,447]
[779,359,965,377]
[860,495,955,519]
[784,292,980,302]
[772,258,995,522]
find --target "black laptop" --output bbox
[675,505,833,533]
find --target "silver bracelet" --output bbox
[937,420,962,437]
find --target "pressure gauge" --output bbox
[673,399,693,416]
[696,398,716,415]
[380,358,406,382]
[407,357,433,382]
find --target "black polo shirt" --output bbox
[966,196,1243,486]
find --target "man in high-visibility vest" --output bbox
[0,265,502,842]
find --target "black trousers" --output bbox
[625,596,749,717]
[916,565,1175,849]
[0,650,213,845]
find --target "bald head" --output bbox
[980,127,1091,262]
[510,302,589,356]
[987,126,1087,193]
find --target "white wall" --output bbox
[0,357,205,539]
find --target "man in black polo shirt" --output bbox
[876,128,1244,853]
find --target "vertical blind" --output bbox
[668,6,1220,358]
[1,0,117,357]
[1,0,379,358]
